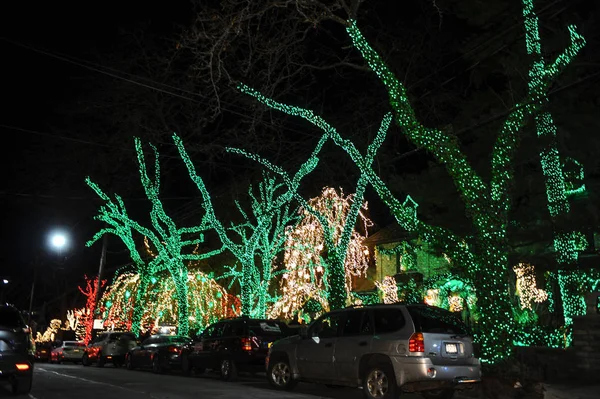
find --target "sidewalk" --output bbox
[543,384,600,399]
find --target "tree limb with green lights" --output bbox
[88,138,225,336]
[227,100,388,310]
[522,0,588,330]
[176,135,309,317]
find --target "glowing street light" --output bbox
[49,232,68,251]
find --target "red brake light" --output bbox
[241,337,252,351]
[168,346,181,354]
[409,332,425,352]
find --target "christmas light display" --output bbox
[88,138,226,336]
[77,275,106,344]
[513,263,548,310]
[376,276,399,304]
[100,271,239,334]
[176,134,325,317]
[35,319,61,343]
[269,187,372,318]
[522,0,587,330]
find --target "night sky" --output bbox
[1,0,598,316]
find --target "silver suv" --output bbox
[266,304,480,399]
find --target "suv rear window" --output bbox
[0,307,25,328]
[407,306,468,335]
[373,308,405,334]
[248,320,283,337]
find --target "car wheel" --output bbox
[82,354,90,367]
[96,355,105,368]
[126,354,135,370]
[362,363,398,399]
[422,389,455,399]
[219,358,237,381]
[11,376,32,395]
[267,358,297,391]
[152,355,164,374]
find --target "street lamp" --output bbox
[28,231,70,324]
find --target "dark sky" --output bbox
[0,0,192,309]
[0,0,598,313]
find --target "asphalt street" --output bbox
[0,363,431,399]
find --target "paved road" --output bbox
[0,363,430,399]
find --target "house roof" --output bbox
[363,224,414,246]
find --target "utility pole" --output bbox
[93,234,108,314]
[27,256,39,326]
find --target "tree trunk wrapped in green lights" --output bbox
[176,136,303,317]
[227,102,389,313]
[237,0,583,363]
[88,138,225,336]
[522,0,588,330]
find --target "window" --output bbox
[341,310,373,336]
[248,320,284,337]
[311,312,343,339]
[0,307,25,328]
[202,326,214,338]
[373,308,406,334]
[407,306,468,335]
[209,324,225,338]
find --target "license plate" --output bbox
[445,343,458,354]
[73,350,79,353]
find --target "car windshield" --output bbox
[407,305,469,335]
[248,320,283,337]
[0,307,25,328]
[64,342,82,347]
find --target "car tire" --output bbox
[82,354,90,367]
[219,358,237,381]
[11,376,32,395]
[126,354,135,370]
[362,362,398,399]
[96,355,105,368]
[422,389,455,399]
[267,357,297,391]
[152,355,164,374]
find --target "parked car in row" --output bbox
[34,342,52,362]
[50,341,85,364]
[180,317,289,380]
[0,304,34,394]
[82,331,136,367]
[125,334,190,373]
[266,304,481,399]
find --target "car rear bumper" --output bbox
[0,355,34,379]
[390,356,481,391]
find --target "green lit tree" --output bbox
[88,138,224,336]
[522,0,588,328]
[236,0,584,363]
[85,180,151,337]
[175,136,316,317]
[229,109,388,310]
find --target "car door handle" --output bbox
[358,341,368,347]
[324,343,333,348]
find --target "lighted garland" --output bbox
[513,263,548,310]
[77,275,106,344]
[377,241,418,272]
[268,187,372,318]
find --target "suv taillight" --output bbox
[409,332,425,353]
[241,337,252,351]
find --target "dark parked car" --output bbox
[82,331,137,367]
[34,342,52,362]
[0,305,34,394]
[125,334,190,374]
[180,317,288,380]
